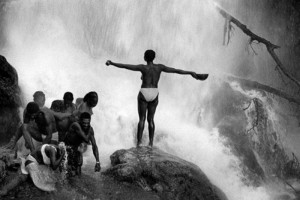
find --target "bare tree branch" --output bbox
[216,6,300,88]
[227,75,300,105]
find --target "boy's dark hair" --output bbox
[26,102,40,115]
[33,91,45,100]
[63,92,74,101]
[83,91,98,102]
[144,49,155,62]
[80,112,91,120]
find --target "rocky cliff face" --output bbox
[205,81,300,190]
[104,146,228,200]
[0,55,21,145]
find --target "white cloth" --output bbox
[20,149,58,192]
[140,88,159,102]
[41,144,56,165]
[21,154,37,175]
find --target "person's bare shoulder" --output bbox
[40,107,55,123]
[41,107,54,116]
[138,64,147,70]
[71,121,80,129]
[155,63,165,71]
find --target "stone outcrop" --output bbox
[0,55,21,145]
[0,55,20,107]
[104,146,227,200]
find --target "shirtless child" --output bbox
[106,49,208,147]
[64,112,100,176]
[51,92,77,142]
[74,91,98,116]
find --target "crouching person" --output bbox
[64,112,100,177]
[0,143,65,196]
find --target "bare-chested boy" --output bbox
[106,49,208,147]
[64,112,100,176]
[74,91,98,116]
[51,92,77,142]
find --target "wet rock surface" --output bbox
[0,55,21,145]
[0,55,21,107]
[0,164,160,200]
[104,146,228,200]
[0,148,18,182]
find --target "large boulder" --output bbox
[0,55,21,145]
[0,55,20,107]
[104,147,227,200]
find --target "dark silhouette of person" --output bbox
[106,49,208,147]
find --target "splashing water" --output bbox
[1,0,295,199]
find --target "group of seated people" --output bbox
[1,90,100,195]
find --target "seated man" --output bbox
[64,112,100,177]
[6,91,71,151]
[8,102,71,152]
[0,143,65,196]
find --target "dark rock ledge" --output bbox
[104,146,228,200]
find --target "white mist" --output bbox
[1,0,290,199]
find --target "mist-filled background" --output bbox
[1,0,300,200]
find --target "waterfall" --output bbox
[1,0,298,199]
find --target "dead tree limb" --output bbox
[215,6,300,89]
[227,75,300,105]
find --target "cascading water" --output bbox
[0,0,299,199]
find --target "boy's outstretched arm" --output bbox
[161,64,208,80]
[106,60,142,72]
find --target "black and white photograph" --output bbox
[0,0,300,199]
